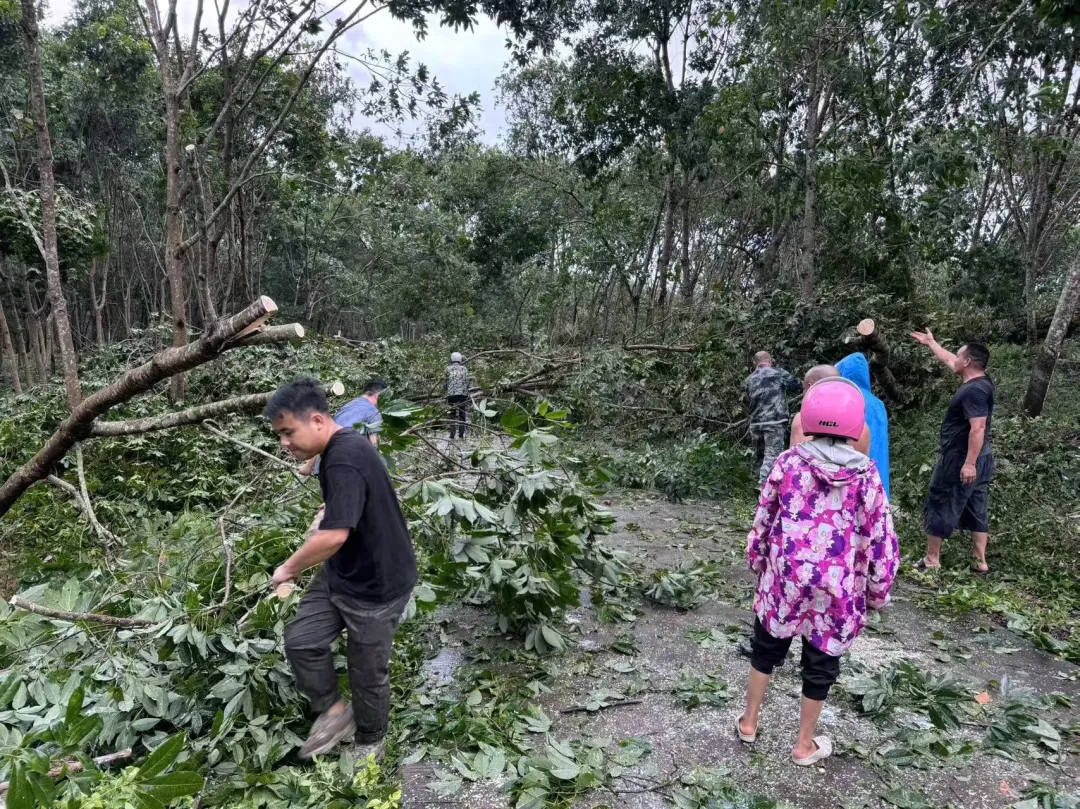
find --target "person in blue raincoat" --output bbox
[835,353,890,500]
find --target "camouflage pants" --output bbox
[751,423,786,486]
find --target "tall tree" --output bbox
[20,0,81,407]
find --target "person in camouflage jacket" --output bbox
[445,352,473,440]
[744,351,800,485]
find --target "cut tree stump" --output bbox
[844,318,902,403]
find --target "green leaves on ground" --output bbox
[673,667,730,710]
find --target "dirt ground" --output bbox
[398,490,1080,809]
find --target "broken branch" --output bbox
[218,516,232,610]
[231,323,305,347]
[0,295,279,518]
[560,699,643,714]
[202,421,301,476]
[0,749,133,794]
[623,344,697,352]
[45,468,121,548]
[843,318,903,402]
[89,380,344,437]
[9,595,159,627]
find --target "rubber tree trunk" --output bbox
[1023,251,1080,417]
[0,296,22,393]
[10,298,30,386]
[655,164,677,310]
[21,0,82,408]
[798,54,822,298]
[144,0,190,403]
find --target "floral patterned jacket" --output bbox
[747,443,899,656]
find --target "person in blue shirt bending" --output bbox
[300,380,388,477]
[835,354,890,500]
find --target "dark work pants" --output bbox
[749,618,841,701]
[448,395,469,439]
[284,568,411,743]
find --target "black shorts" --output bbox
[749,618,841,701]
[924,454,994,539]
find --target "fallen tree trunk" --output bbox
[0,296,278,518]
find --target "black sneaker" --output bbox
[299,705,356,761]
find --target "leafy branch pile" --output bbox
[0,333,637,806]
[845,662,1079,779]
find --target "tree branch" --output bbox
[45,455,122,548]
[230,323,305,347]
[89,380,343,437]
[0,749,133,794]
[218,516,232,610]
[9,596,158,627]
[623,343,698,352]
[0,296,278,517]
[179,3,370,253]
[202,420,300,476]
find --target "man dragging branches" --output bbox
[266,380,417,761]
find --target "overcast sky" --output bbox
[42,0,513,144]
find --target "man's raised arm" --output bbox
[911,328,957,369]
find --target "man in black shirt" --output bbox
[911,331,994,573]
[265,380,418,762]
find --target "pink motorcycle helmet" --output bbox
[801,377,866,441]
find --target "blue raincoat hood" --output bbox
[836,353,891,499]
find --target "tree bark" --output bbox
[0,296,278,518]
[9,294,31,387]
[9,596,158,627]
[89,373,339,439]
[27,293,47,384]
[1024,251,1080,417]
[0,296,22,394]
[798,55,823,298]
[21,0,82,408]
[89,259,107,345]
[143,0,191,404]
[655,165,678,310]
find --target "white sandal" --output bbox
[792,736,832,766]
[736,716,757,744]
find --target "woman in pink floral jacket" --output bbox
[737,377,899,766]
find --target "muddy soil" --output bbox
[399,491,1080,809]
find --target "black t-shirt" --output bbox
[318,428,417,601]
[940,376,994,462]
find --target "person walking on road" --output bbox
[738,377,899,766]
[445,352,473,440]
[911,331,994,573]
[266,380,417,763]
[744,351,800,485]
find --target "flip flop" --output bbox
[736,716,757,744]
[970,563,990,575]
[792,736,833,766]
[914,559,940,572]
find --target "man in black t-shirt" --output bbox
[911,331,994,573]
[265,380,418,763]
